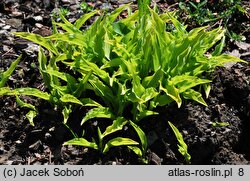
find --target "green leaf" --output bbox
[88,77,115,104]
[38,48,52,90]
[14,32,58,55]
[0,55,22,88]
[62,105,72,124]
[81,107,113,125]
[212,35,225,56]
[60,94,83,105]
[138,0,150,17]
[171,75,212,93]
[80,98,102,107]
[160,81,182,108]
[64,138,98,149]
[26,110,37,127]
[0,87,50,101]
[16,96,36,111]
[45,69,75,83]
[211,54,247,67]
[102,117,128,137]
[212,122,230,127]
[108,4,131,22]
[140,87,159,103]
[168,121,191,163]
[132,75,145,98]
[55,22,82,35]
[83,61,110,83]
[137,110,158,121]
[16,96,37,126]
[47,32,86,47]
[103,137,139,154]
[153,94,173,107]
[130,121,148,155]
[74,10,99,29]
[183,89,207,106]
[142,68,163,88]
[73,70,92,97]
[127,146,143,157]
[203,83,211,99]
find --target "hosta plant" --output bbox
[0,0,246,163]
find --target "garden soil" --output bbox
[0,0,249,165]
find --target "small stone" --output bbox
[205,129,211,133]
[0,147,4,154]
[2,25,11,30]
[6,161,13,165]
[34,153,42,159]
[0,23,5,28]
[61,0,71,3]
[100,3,113,11]
[15,140,22,144]
[3,45,10,52]
[69,18,77,23]
[182,130,188,135]
[45,132,52,139]
[24,43,40,54]
[35,23,43,28]
[33,16,43,22]
[49,127,55,132]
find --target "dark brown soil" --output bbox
[0,0,249,165]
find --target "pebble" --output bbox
[2,25,11,30]
[6,161,14,165]
[0,147,4,154]
[3,45,10,52]
[61,0,71,3]
[182,130,188,135]
[34,153,42,159]
[15,140,22,144]
[100,3,113,11]
[0,23,5,28]
[33,15,43,22]
[35,23,43,28]
[45,132,52,140]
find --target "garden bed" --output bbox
[0,0,249,165]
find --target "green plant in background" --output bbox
[0,0,247,163]
[178,0,249,41]
[80,2,94,13]
[51,7,70,21]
